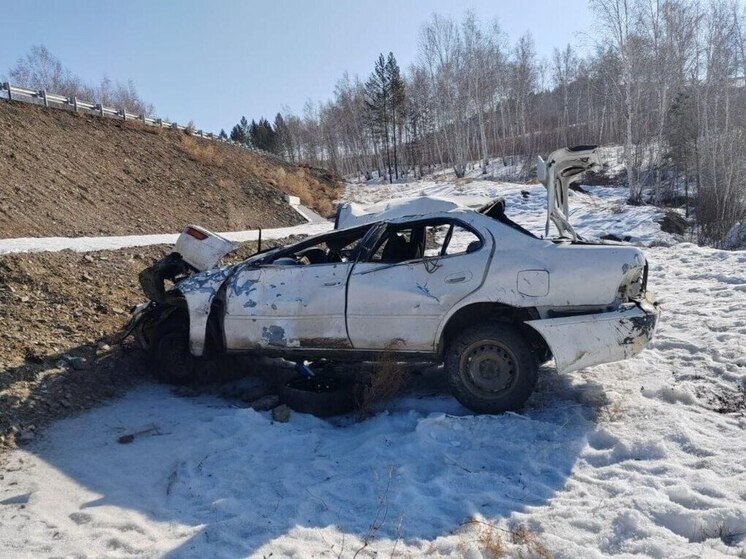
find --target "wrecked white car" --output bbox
[126,146,659,414]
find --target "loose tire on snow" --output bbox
[445,322,538,414]
[281,376,355,418]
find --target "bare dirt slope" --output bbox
[0,100,340,238]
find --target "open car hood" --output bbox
[537,145,602,240]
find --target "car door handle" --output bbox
[323,280,342,287]
[445,272,472,284]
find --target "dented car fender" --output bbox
[173,266,233,356]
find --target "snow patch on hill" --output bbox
[0,222,332,255]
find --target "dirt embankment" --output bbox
[0,239,303,448]
[0,100,341,238]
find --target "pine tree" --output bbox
[664,91,698,217]
[249,120,259,147]
[248,118,276,151]
[219,129,228,140]
[229,124,244,143]
[274,113,291,158]
[385,52,406,180]
[365,54,392,181]
[261,118,276,152]
[229,116,250,144]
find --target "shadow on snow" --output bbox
[22,363,605,557]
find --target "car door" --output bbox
[222,227,371,351]
[223,261,352,350]
[346,218,492,351]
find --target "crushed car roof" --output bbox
[334,195,498,229]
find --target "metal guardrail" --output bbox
[0,81,282,160]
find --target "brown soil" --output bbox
[0,100,341,238]
[0,237,300,448]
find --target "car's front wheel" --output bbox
[150,313,200,385]
[445,322,538,414]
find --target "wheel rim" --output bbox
[460,340,518,396]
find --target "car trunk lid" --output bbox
[537,145,602,241]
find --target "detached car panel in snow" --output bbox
[126,146,660,414]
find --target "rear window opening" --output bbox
[479,199,537,239]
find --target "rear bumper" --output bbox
[525,295,660,374]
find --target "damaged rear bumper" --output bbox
[525,295,660,374]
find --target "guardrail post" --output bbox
[157,118,163,127]
[3,82,11,101]
[70,96,78,112]
[41,89,48,107]
[171,122,178,129]
[96,104,104,117]
[140,114,146,123]
[119,109,126,121]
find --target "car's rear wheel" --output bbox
[445,322,537,414]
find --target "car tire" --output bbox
[150,313,200,385]
[445,322,538,414]
[281,375,355,418]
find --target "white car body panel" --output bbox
[223,261,352,350]
[346,233,492,350]
[175,266,232,356]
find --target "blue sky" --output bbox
[2,0,593,133]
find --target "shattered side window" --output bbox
[370,228,417,263]
[424,224,450,257]
[423,222,482,257]
[270,226,371,265]
[444,225,482,255]
[366,220,481,264]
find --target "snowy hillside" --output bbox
[0,180,744,558]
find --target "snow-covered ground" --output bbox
[1,179,745,558]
